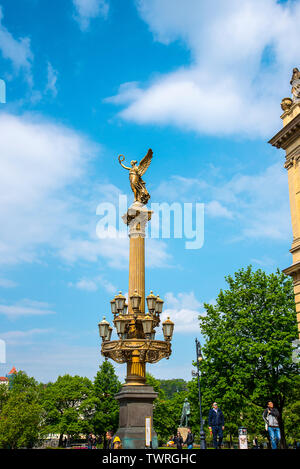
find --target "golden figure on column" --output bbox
[118,148,153,205]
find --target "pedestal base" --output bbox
[115,385,158,449]
[177,427,189,443]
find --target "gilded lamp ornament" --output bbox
[99,148,174,385]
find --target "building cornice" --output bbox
[268,114,300,150]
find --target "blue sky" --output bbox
[0,0,299,383]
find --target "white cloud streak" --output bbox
[0,278,17,288]
[0,6,33,84]
[45,62,58,97]
[0,328,51,345]
[73,0,109,31]
[68,275,116,293]
[0,299,56,318]
[153,161,291,242]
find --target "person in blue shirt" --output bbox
[208,402,225,449]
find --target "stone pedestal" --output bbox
[177,427,189,443]
[115,385,158,449]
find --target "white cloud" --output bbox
[45,62,58,97]
[107,0,300,137]
[160,291,204,333]
[0,112,97,265]
[69,275,116,293]
[0,328,51,345]
[0,112,172,272]
[206,200,233,220]
[0,6,33,84]
[0,278,17,288]
[73,0,109,31]
[0,299,56,318]
[153,161,291,242]
[225,162,291,240]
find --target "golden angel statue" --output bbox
[118,149,153,205]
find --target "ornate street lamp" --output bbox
[195,338,206,449]
[146,291,157,314]
[130,289,142,313]
[115,291,126,313]
[162,317,174,341]
[98,317,110,341]
[142,314,154,339]
[123,303,128,315]
[114,314,127,338]
[106,326,113,341]
[155,295,164,315]
[110,298,117,316]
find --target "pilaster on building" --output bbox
[269,69,300,338]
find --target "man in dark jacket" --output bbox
[208,402,225,449]
[262,401,281,449]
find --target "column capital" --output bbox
[122,202,153,238]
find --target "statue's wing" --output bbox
[137,148,153,176]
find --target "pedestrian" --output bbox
[252,436,259,449]
[105,430,114,449]
[87,433,93,449]
[262,401,281,449]
[92,434,97,449]
[184,428,194,449]
[112,436,122,449]
[208,402,225,449]
[174,431,183,450]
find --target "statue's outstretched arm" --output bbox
[118,154,131,170]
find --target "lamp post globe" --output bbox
[155,295,164,315]
[98,317,110,341]
[130,289,142,312]
[115,291,126,313]
[162,317,174,341]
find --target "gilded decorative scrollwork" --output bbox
[101,339,171,365]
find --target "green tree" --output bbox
[159,379,187,399]
[0,371,44,449]
[146,373,187,444]
[42,374,94,445]
[0,394,44,449]
[93,361,121,442]
[281,375,300,444]
[199,266,299,448]
[0,383,8,413]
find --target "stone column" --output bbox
[269,96,300,338]
[114,201,158,448]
